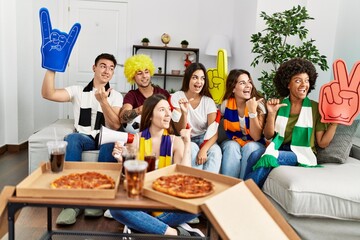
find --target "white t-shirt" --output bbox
[171,91,217,137]
[65,85,123,133]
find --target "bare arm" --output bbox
[41,70,70,102]
[119,103,142,124]
[172,97,193,133]
[263,99,288,139]
[196,112,218,165]
[173,129,191,166]
[95,87,121,130]
[172,107,188,133]
[316,123,338,148]
[247,98,266,141]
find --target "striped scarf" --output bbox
[223,98,266,147]
[77,80,110,142]
[139,128,172,169]
[253,97,317,170]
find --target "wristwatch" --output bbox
[248,112,258,118]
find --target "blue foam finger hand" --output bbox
[39,8,81,72]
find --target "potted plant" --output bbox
[158,67,162,74]
[181,40,189,48]
[250,5,329,98]
[141,37,150,46]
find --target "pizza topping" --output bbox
[152,174,214,199]
[51,171,115,189]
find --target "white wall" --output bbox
[0,0,4,146]
[0,0,358,147]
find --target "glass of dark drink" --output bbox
[115,144,139,178]
[123,160,148,200]
[46,141,67,173]
[144,152,156,172]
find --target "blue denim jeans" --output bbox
[220,140,266,179]
[191,134,222,173]
[64,133,116,162]
[244,144,298,188]
[109,209,198,234]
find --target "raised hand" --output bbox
[319,59,360,125]
[266,98,287,114]
[207,49,228,104]
[246,97,264,113]
[39,8,81,72]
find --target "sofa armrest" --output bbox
[350,137,360,160]
[28,119,75,173]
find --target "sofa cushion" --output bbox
[263,157,360,221]
[316,120,359,164]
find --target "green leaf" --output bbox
[250,5,328,96]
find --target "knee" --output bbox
[245,142,264,152]
[208,144,222,159]
[64,133,79,142]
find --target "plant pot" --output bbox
[142,42,149,46]
[181,44,188,48]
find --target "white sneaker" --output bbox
[103,209,113,219]
[179,223,205,237]
[187,217,200,224]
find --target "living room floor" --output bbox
[0,148,28,191]
[1,148,209,239]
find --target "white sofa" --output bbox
[29,118,360,239]
[261,121,360,240]
[28,119,99,173]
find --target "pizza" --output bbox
[51,171,115,189]
[152,174,214,199]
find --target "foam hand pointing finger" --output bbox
[207,49,228,104]
[39,8,81,72]
[319,59,360,125]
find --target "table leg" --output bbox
[7,202,24,240]
[47,207,52,232]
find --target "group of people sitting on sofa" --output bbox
[41,53,338,237]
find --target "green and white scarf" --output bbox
[253,97,317,170]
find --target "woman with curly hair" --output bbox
[245,58,338,188]
[220,69,267,179]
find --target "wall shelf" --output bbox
[132,45,199,89]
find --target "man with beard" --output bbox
[120,54,170,128]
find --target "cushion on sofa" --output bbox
[316,120,360,164]
[263,158,360,221]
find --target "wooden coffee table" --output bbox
[7,189,210,239]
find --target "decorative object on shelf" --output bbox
[250,5,328,99]
[141,37,150,46]
[183,53,195,69]
[132,45,199,89]
[171,70,181,75]
[158,67,162,74]
[181,40,189,48]
[161,33,171,46]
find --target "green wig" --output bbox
[124,54,155,84]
